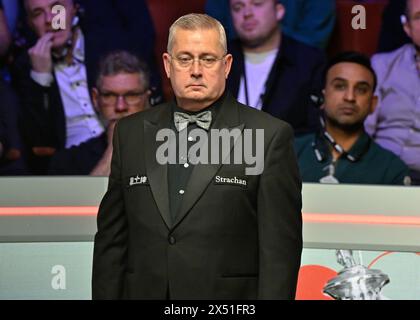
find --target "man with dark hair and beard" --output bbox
[294,52,410,185]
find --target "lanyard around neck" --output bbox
[314,117,371,163]
[242,59,265,108]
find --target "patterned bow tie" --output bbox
[174,110,212,132]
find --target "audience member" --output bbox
[365,0,420,185]
[227,0,325,135]
[295,52,410,185]
[11,0,156,174]
[12,0,103,173]
[48,51,150,175]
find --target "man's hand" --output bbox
[28,33,54,73]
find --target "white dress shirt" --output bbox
[30,29,104,148]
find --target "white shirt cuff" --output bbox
[30,70,54,87]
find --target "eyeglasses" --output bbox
[99,90,148,105]
[170,54,226,68]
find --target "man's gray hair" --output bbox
[96,51,150,90]
[167,13,227,54]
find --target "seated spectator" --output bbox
[227,0,325,135]
[0,78,27,175]
[0,0,11,58]
[11,0,158,174]
[377,0,411,53]
[48,51,150,175]
[365,0,420,185]
[295,52,410,185]
[206,0,335,49]
[12,0,104,174]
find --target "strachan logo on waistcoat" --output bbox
[214,175,247,187]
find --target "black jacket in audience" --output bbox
[227,35,325,135]
[48,133,107,175]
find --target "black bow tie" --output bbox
[174,111,212,132]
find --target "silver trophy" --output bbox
[323,249,390,300]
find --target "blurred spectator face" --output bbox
[230,0,284,48]
[25,0,76,49]
[92,73,150,123]
[163,28,232,109]
[322,62,378,131]
[403,0,420,47]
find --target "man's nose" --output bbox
[115,96,129,112]
[344,88,356,102]
[243,4,254,17]
[190,59,203,77]
[45,11,54,26]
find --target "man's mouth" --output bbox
[339,106,357,115]
[47,28,63,34]
[187,84,206,88]
[242,21,258,32]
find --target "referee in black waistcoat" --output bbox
[92,13,302,300]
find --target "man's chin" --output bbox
[184,91,208,100]
[240,35,264,48]
[52,32,72,48]
[334,121,364,133]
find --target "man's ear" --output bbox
[369,95,378,114]
[162,53,171,79]
[92,87,100,112]
[224,54,233,79]
[402,15,413,39]
[275,3,286,22]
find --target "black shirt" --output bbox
[167,92,225,222]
